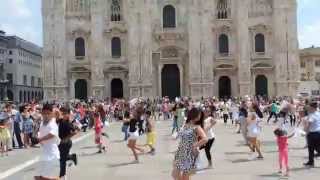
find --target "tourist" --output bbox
[3,104,14,150]
[0,112,10,157]
[274,128,294,177]
[289,99,297,127]
[239,101,248,144]
[172,104,179,134]
[267,100,278,123]
[21,105,33,148]
[200,108,216,167]
[121,111,130,141]
[222,102,229,124]
[247,103,263,160]
[303,102,320,167]
[145,110,156,155]
[35,104,60,180]
[13,106,24,149]
[58,107,79,179]
[94,112,106,153]
[127,111,144,163]
[172,108,208,180]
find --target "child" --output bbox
[274,128,294,177]
[145,111,156,155]
[21,106,33,148]
[94,112,106,153]
[0,113,11,157]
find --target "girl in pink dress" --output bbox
[274,128,294,177]
[94,112,106,153]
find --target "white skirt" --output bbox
[128,131,139,140]
[36,160,60,178]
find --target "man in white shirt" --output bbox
[304,102,320,168]
[35,104,60,180]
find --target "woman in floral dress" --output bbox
[172,108,208,180]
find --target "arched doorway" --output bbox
[255,75,268,96]
[75,79,88,100]
[162,64,180,99]
[111,79,124,98]
[7,90,13,101]
[219,76,231,99]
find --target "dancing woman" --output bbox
[246,103,264,160]
[127,111,144,163]
[172,108,208,180]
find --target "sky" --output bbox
[0,0,319,49]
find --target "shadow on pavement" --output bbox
[79,152,101,157]
[225,151,251,155]
[110,140,125,143]
[108,161,138,168]
[230,158,258,163]
[80,145,97,149]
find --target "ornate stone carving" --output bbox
[161,48,179,58]
[68,29,91,39]
[248,0,273,18]
[217,0,230,19]
[111,0,121,21]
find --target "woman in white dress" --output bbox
[246,103,264,159]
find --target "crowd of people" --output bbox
[0,95,320,180]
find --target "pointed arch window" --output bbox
[219,34,229,55]
[217,0,229,19]
[112,37,121,58]
[255,33,265,53]
[111,0,121,21]
[75,37,85,57]
[163,5,176,28]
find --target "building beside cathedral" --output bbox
[42,0,300,101]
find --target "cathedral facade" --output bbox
[42,0,300,100]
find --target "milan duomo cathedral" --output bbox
[42,0,300,101]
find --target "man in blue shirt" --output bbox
[304,102,320,167]
[12,105,24,148]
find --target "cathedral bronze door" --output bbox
[75,79,88,100]
[255,75,268,96]
[219,76,231,99]
[111,78,124,98]
[161,64,180,99]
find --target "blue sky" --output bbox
[0,0,319,48]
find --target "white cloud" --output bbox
[0,0,32,19]
[0,23,40,46]
[299,21,320,48]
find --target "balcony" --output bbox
[75,56,85,60]
[251,52,272,61]
[153,26,186,43]
[215,52,234,61]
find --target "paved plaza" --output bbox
[1,119,320,180]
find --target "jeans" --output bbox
[172,118,178,134]
[13,121,23,148]
[59,141,72,177]
[267,112,278,123]
[122,125,129,140]
[307,132,320,164]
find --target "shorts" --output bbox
[36,160,60,179]
[146,132,156,146]
[128,131,139,140]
